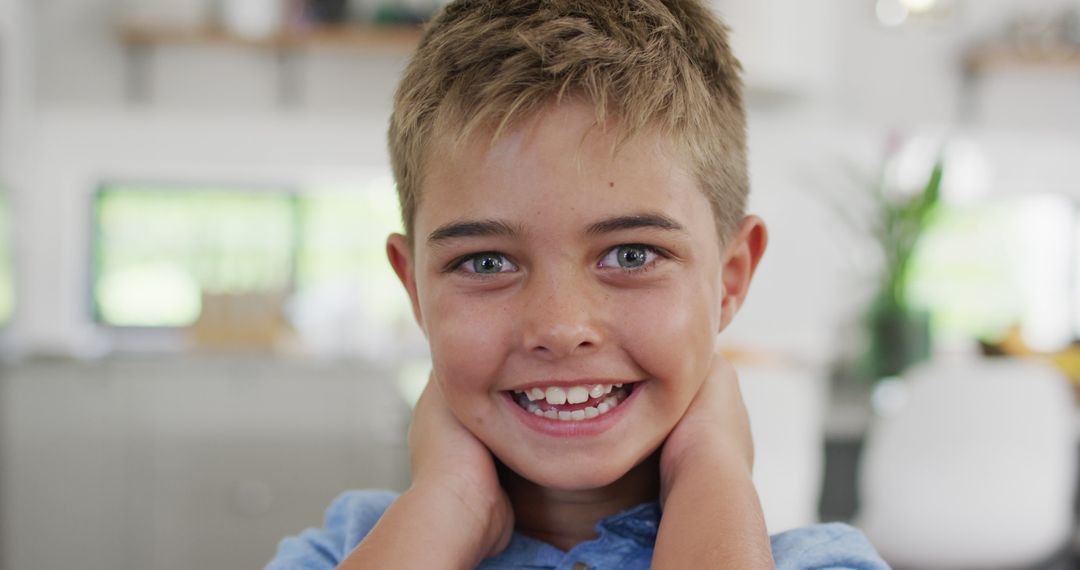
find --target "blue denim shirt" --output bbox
[266,490,891,569]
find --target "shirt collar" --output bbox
[478,501,661,569]
[595,501,660,546]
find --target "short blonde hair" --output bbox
[389,0,747,245]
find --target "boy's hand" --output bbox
[407,377,515,562]
[659,351,754,504]
[340,376,513,569]
[653,351,774,568]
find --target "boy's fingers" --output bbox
[707,353,754,466]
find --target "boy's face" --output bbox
[389,101,764,490]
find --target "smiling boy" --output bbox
[268,1,889,568]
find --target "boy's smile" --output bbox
[388,100,757,490]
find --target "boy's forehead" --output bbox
[424,102,691,197]
[413,103,722,250]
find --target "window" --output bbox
[93,185,296,327]
[92,177,418,356]
[292,177,417,356]
[906,194,1074,351]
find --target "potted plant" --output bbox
[828,141,944,384]
[865,157,942,380]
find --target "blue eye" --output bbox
[599,245,659,270]
[460,253,517,274]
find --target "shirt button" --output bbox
[572,563,591,570]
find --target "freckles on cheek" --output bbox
[426,294,511,392]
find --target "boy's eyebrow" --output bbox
[585,212,686,235]
[427,219,519,244]
[426,213,685,244]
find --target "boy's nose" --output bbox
[520,276,605,360]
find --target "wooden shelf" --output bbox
[116,23,425,105]
[964,44,1080,74]
[118,24,425,52]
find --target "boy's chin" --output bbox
[497,451,653,492]
[518,466,627,492]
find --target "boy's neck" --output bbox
[500,452,661,552]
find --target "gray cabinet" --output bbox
[0,356,410,570]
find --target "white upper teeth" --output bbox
[545,387,567,405]
[566,386,589,404]
[515,384,618,405]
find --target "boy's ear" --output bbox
[386,233,425,331]
[717,215,768,333]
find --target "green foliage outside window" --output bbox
[906,199,1028,344]
[93,179,409,337]
[94,186,296,327]
[297,176,406,327]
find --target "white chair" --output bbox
[857,357,1077,569]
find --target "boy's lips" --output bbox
[501,381,644,437]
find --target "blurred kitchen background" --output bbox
[1,0,1079,568]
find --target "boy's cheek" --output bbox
[616,291,715,396]
[426,304,512,386]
